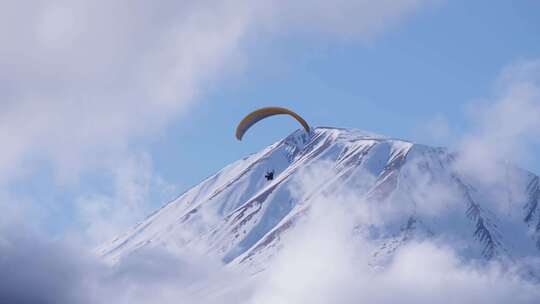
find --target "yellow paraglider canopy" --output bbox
[235,106,310,140]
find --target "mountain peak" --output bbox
[98,126,540,272]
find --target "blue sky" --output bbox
[155,0,540,188]
[1,0,540,242]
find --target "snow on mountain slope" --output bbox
[97,127,540,271]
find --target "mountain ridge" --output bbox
[97,127,540,272]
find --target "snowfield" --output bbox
[98,127,540,279]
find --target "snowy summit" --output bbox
[98,127,540,277]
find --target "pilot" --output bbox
[265,170,274,181]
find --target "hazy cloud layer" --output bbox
[0,229,238,304]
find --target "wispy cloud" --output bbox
[457,59,540,181]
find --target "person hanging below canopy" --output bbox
[235,106,310,183]
[265,170,274,181]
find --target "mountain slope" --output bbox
[97,127,540,270]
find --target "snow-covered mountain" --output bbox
[97,127,540,271]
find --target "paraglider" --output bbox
[236,106,309,182]
[235,106,310,141]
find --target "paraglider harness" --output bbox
[265,170,274,181]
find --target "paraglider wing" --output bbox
[235,107,310,140]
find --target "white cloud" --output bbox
[456,59,540,182]
[0,231,244,304]
[0,0,251,183]
[256,0,433,40]
[73,153,179,244]
[249,165,540,304]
